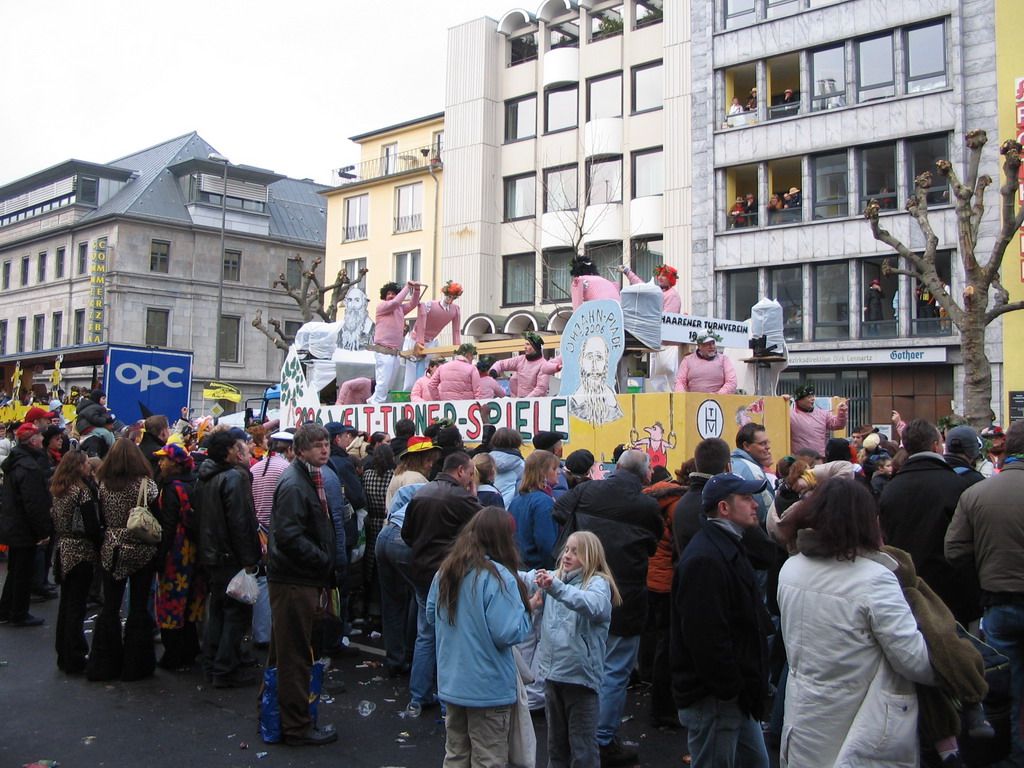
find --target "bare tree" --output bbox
[864,130,1024,428]
[252,254,369,350]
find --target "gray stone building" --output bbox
[0,132,327,411]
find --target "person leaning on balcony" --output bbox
[728,197,748,228]
[369,281,421,404]
[727,97,744,116]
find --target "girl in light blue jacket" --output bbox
[535,531,621,768]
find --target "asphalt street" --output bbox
[0,570,688,768]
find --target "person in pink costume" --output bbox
[785,384,849,456]
[569,255,621,310]
[675,333,737,394]
[621,263,682,313]
[475,361,507,399]
[410,360,443,402]
[489,332,563,398]
[402,280,463,390]
[335,377,373,405]
[428,344,487,401]
[369,281,421,403]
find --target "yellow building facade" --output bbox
[322,113,445,319]
[996,1,1024,424]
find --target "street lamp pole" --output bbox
[208,153,230,381]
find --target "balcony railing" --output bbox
[344,223,367,241]
[343,144,441,186]
[394,213,422,233]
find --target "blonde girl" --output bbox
[535,531,622,768]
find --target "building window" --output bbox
[77,242,88,274]
[505,95,537,142]
[32,315,44,350]
[723,62,758,126]
[860,144,897,210]
[766,53,801,120]
[906,21,946,93]
[856,34,894,103]
[21,256,30,286]
[394,250,421,284]
[726,270,758,321]
[861,259,898,338]
[544,165,578,213]
[590,4,624,42]
[150,240,170,273]
[812,151,848,219]
[283,320,303,341]
[768,158,802,225]
[73,310,85,345]
[344,194,369,241]
[394,183,423,233]
[632,148,664,198]
[634,0,663,28]
[504,173,537,221]
[587,72,623,121]
[587,157,623,205]
[912,251,953,337]
[768,266,803,342]
[724,0,755,29]
[545,85,578,133]
[908,134,950,205]
[503,253,536,306]
[77,176,98,205]
[223,249,241,282]
[382,143,398,176]
[630,237,664,280]
[16,317,26,353]
[146,308,169,347]
[509,31,538,65]
[343,257,368,293]
[51,312,63,348]
[37,252,47,283]
[549,16,580,49]
[542,248,574,303]
[811,45,846,111]
[55,247,65,279]
[0,320,6,355]
[585,242,623,278]
[2,261,9,289]
[632,61,663,114]
[432,131,444,157]
[726,163,759,229]
[219,316,240,363]
[814,262,849,340]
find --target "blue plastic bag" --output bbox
[259,659,326,744]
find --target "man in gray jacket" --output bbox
[945,420,1024,766]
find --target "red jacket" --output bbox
[643,481,685,594]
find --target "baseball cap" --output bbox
[532,431,566,452]
[227,427,250,443]
[702,472,768,511]
[269,430,295,442]
[15,424,40,442]
[324,422,357,438]
[24,406,57,422]
[946,425,981,459]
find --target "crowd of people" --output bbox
[1,384,1022,768]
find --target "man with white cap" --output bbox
[675,333,737,394]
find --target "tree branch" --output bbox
[985,300,1024,325]
[985,139,1024,286]
[251,310,290,351]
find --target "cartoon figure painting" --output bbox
[631,421,676,469]
[337,286,375,351]
[735,397,766,427]
[559,300,626,428]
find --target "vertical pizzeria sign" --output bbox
[88,236,107,343]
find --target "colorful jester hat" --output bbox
[442,280,463,298]
[653,264,679,287]
[523,331,544,353]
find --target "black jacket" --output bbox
[943,454,986,487]
[194,458,261,570]
[328,446,367,510]
[402,474,482,589]
[138,432,165,477]
[879,452,981,624]
[553,472,662,636]
[75,397,108,433]
[671,518,772,717]
[0,444,53,547]
[267,460,337,588]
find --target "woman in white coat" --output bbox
[776,477,935,768]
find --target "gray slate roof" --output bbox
[79,132,327,246]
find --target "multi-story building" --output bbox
[321,113,445,320]
[0,132,327,408]
[443,0,679,340]
[693,0,1006,426]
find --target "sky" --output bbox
[1,0,517,187]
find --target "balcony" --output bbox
[394,213,422,234]
[342,144,441,186]
[344,223,367,241]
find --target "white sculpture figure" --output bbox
[337,286,374,351]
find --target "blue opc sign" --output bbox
[104,346,193,425]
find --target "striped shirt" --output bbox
[252,453,290,528]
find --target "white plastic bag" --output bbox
[226,568,259,605]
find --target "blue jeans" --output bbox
[985,604,1024,767]
[410,583,437,706]
[375,524,416,669]
[597,633,641,745]
[678,695,769,768]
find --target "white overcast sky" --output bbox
[1,0,516,186]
